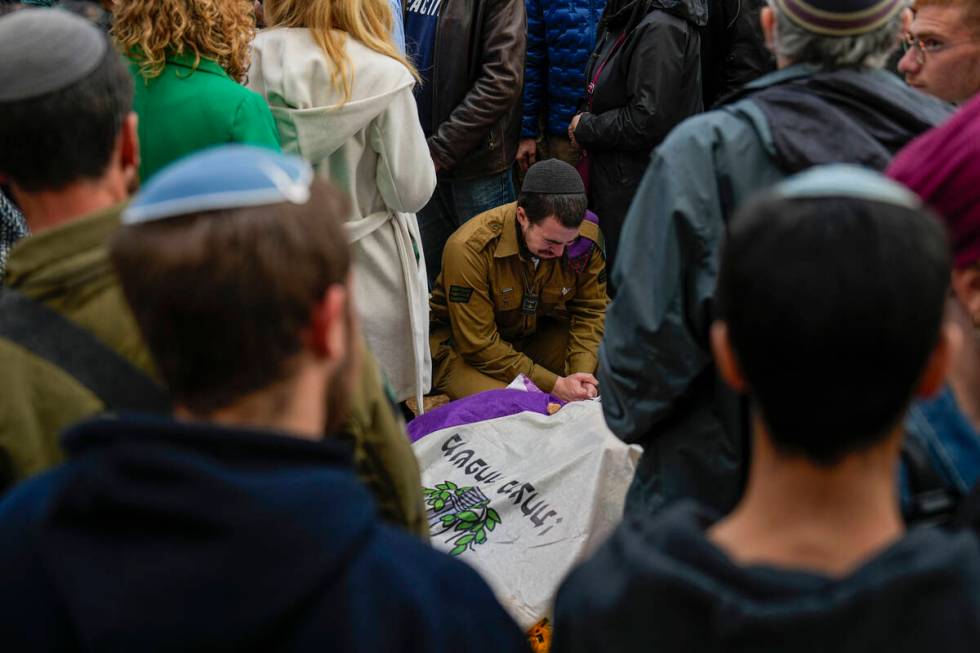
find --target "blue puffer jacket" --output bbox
[522,0,606,138]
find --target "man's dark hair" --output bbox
[109,180,352,415]
[715,194,951,465]
[0,45,132,192]
[518,191,588,229]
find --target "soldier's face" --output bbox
[517,210,581,259]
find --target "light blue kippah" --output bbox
[775,164,921,209]
[123,145,314,225]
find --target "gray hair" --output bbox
[771,3,906,69]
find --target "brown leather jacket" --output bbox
[422,0,526,180]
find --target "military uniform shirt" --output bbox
[430,202,607,391]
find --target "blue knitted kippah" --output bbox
[123,145,314,225]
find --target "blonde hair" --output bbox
[264,0,420,105]
[112,0,255,83]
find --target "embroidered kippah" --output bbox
[123,145,314,225]
[521,159,586,195]
[0,9,108,102]
[774,0,905,37]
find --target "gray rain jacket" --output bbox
[600,65,952,517]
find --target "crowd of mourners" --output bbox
[2,0,980,649]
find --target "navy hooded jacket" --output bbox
[553,501,980,652]
[0,415,529,652]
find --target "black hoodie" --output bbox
[0,416,529,652]
[554,501,980,652]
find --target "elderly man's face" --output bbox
[899,5,980,104]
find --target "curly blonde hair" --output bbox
[112,0,255,83]
[264,0,420,105]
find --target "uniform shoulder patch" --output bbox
[449,285,474,303]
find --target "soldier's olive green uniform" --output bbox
[430,202,607,398]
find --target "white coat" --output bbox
[249,28,436,405]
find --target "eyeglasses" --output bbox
[901,32,977,65]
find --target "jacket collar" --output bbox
[3,202,124,290]
[165,51,232,79]
[742,64,819,92]
[63,413,355,468]
[717,64,823,109]
[494,206,522,259]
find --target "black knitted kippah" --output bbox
[521,159,585,195]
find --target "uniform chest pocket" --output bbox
[494,286,522,328]
[541,284,573,308]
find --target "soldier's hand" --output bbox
[552,373,599,402]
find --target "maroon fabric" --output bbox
[888,95,980,269]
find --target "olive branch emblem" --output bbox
[422,481,502,556]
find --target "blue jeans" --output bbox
[419,169,515,287]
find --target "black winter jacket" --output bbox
[574,0,707,273]
[701,0,773,107]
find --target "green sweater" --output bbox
[129,52,281,181]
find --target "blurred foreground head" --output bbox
[713,165,952,465]
[110,146,357,434]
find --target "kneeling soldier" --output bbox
[429,159,607,402]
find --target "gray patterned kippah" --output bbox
[521,159,586,195]
[0,8,108,102]
[776,164,920,209]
